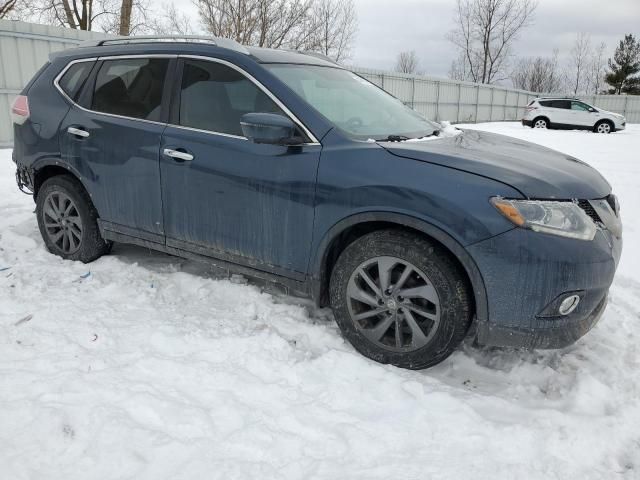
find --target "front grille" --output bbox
[578,200,602,223]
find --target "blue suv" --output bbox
[11,36,622,369]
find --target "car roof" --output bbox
[53,36,340,68]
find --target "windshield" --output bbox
[266,64,439,141]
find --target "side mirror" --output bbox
[240,113,303,145]
[589,107,597,113]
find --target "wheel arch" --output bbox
[32,159,90,201]
[532,115,550,127]
[309,212,488,325]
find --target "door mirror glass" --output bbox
[240,113,302,145]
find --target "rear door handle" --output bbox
[67,127,90,138]
[163,148,194,161]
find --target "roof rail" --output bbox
[536,95,580,100]
[78,35,250,55]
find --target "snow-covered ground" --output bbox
[1,123,639,480]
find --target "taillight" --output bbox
[11,95,30,125]
[525,106,537,111]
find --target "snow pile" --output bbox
[1,124,640,479]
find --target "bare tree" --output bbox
[587,41,607,94]
[304,0,356,62]
[196,0,314,48]
[448,52,472,81]
[567,32,591,94]
[0,0,18,18]
[119,0,133,35]
[511,50,561,93]
[149,2,195,35]
[395,50,420,74]
[448,0,537,84]
[19,0,150,33]
[196,0,356,62]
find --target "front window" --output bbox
[179,59,286,137]
[266,64,439,141]
[571,101,592,111]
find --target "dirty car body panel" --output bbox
[12,40,622,352]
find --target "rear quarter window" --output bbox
[58,61,94,101]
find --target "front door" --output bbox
[570,100,594,127]
[60,56,173,238]
[160,58,321,277]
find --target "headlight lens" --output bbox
[491,197,597,241]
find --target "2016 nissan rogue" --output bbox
[11,36,622,369]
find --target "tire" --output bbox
[36,175,112,263]
[594,120,613,134]
[329,230,472,370]
[532,117,549,129]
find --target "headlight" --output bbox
[491,197,597,241]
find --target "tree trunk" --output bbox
[119,0,134,36]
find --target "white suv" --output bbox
[522,97,626,133]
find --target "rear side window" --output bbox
[58,61,94,101]
[539,100,552,107]
[178,59,284,136]
[550,100,570,109]
[91,58,169,121]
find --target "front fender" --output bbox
[309,211,492,325]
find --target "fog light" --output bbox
[559,295,580,315]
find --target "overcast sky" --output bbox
[176,0,640,78]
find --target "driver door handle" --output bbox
[67,127,90,138]
[163,148,194,161]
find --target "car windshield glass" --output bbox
[265,64,439,140]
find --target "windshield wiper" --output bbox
[376,131,439,142]
[376,135,411,142]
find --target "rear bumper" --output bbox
[521,119,533,127]
[468,227,622,349]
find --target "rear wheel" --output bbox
[532,117,549,129]
[594,120,613,134]
[329,230,472,369]
[36,175,111,263]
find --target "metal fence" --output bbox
[351,67,539,123]
[1,19,639,147]
[0,20,108,147]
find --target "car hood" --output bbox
[381,129,611,199]
[599,108,624,119]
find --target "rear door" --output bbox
[59,55,174,240]
[549,100,572,125]
[159,57,321,278]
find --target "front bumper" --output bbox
[468,226,622,349]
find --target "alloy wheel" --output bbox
[346,256,441,352]
[534,119,547,128]
[597,122,611,133]
[42,191,83,254]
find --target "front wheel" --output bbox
[329,230,472,369]
[36,175,112,263]
[594,121,613,134]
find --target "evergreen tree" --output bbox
[605,34,640,94]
